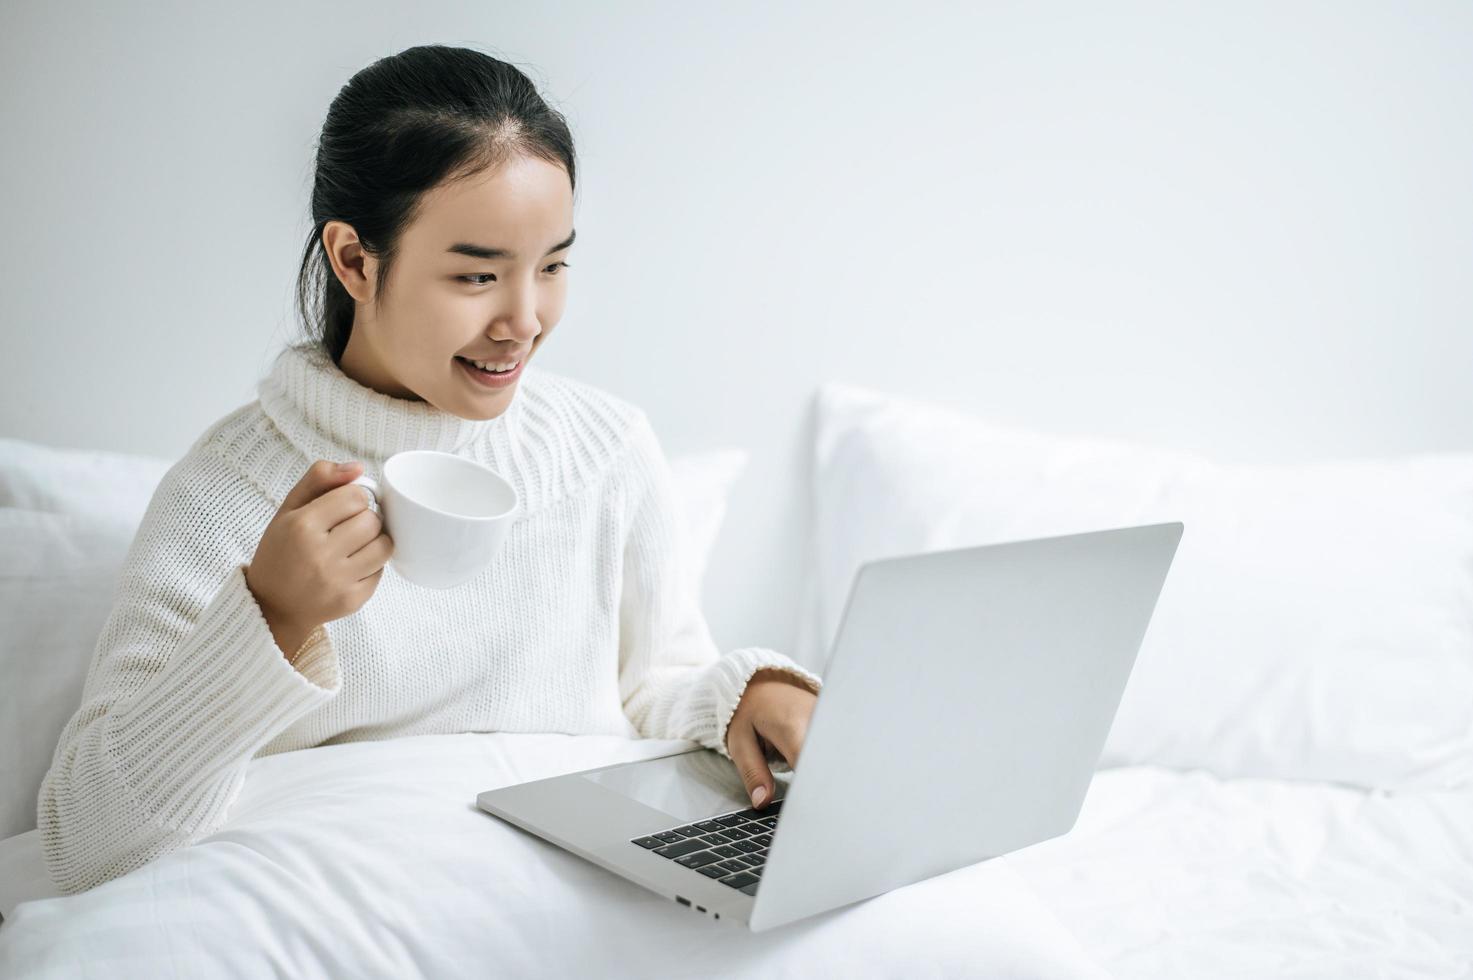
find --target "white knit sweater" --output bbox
[38,343,823,895]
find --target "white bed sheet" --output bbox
[0,732,1107,979]
[1002,766,1473,979]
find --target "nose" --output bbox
[490,283,542,346]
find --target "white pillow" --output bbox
[804,381,1473,792]
[0,732,1107,978]
[0,439,749,839]
[0,511,138,841]
[669,449,749,594]
[0,438,173,525]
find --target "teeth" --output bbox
[467,357,518,373]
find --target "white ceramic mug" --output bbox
[350,450,519,589]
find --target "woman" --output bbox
[38,43,822,896]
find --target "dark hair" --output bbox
[293,44,577,364]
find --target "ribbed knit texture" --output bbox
[37,343,823,895]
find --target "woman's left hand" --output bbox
[725,668,819,810]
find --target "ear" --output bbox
[322,220,376,304]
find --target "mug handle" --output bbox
[350,474,381,515]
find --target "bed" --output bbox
[2,378,1470,978]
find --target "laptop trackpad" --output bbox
[580,750,791,822]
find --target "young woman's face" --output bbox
[327,152,574,419]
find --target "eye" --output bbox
[457,262,569,286]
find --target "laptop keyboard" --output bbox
[629,799,782,896]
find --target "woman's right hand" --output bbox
[245,460,394,655]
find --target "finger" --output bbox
[726,718,776,810]
[345,531,394,580]
[756,721,801,773]
[282,460,361,513]
[305,481,379,534]
[328,503,384,552]
[760,735,792,774]
[762,733,794,768]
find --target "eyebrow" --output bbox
[446,228,576,261]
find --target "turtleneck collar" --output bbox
[257,343,526,463]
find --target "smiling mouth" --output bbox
[456,356,520,374]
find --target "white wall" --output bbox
[3,1,1470,667]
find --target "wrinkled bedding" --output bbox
[6,732,1468,978]
[1002,766,1473,979]
[0,732,1107,979]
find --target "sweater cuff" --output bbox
[103,563,340,832]
[287,623,336,689]
[708,647,824,762]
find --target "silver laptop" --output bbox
[476,521,1183,932]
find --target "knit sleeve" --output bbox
[616,409,823,763]
[37,447,340,895]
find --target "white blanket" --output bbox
[0,732,1107,979]
[1007,766,1473,978]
